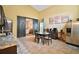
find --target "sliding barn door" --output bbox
[17,16,26,37]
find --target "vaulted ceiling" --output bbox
[31,5,51,11]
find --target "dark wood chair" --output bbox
[35,33,45,44]
[35,33,40,43]
[51,28,58,39]
[43,28,58,45]
[34,30,42,43]
[43,34,52,45]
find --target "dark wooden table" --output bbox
[35,32,50,44]
[36,32,49,36]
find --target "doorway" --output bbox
[26,18,39,35]
[26,18,33,35]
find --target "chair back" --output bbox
[51,28,58,39]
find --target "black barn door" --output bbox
[17,16,26,37]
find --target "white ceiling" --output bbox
[31,5,50,11]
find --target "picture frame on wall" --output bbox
[61,16,69,23]
[49,16,62,24]
[49,15,70,24]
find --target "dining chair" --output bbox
[51,28,58,39]
[43,33,52,45]
[34,32,39,43]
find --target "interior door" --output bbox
[17,16,26,37]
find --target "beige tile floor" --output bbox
[18,35,79,54]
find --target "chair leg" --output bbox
[41,39,44,45]
[37,38,40,43]
[48,40,49,45]
[47,39,52,45]
[51,39,52,44]
[34,37,36,42]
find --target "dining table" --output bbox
[35,32,50,44]
[36,32,49,36]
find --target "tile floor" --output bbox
[17,35,79,54]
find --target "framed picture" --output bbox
[61,16,69,23]
[49,15,70,24]
[54,16,61,24]
[49,16,62,24]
